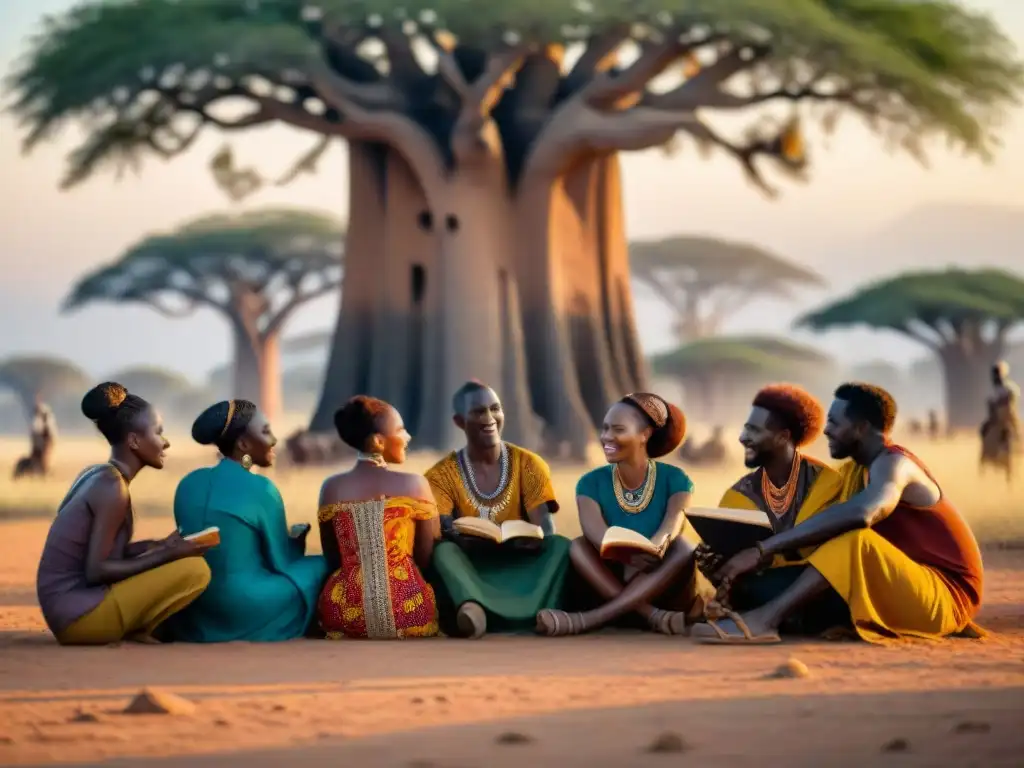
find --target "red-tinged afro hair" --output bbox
[333,395,393,451]
[620,392,687,458]
[752,384,825,448]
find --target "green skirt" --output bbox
[427,535,572,634]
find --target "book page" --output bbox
[184,527,220,546]
[600,526,661,558]
[686,506,772,529]
[500,520,544,541]
[453,517,502,543]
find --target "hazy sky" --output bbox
[1,0,1023,384]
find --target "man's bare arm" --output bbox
[526,502,556,535]
[760,452,912,560]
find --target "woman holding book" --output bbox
[166,400,328,642]
[36,383,212,645]
[536,393,713,636]
[315,396,440,639]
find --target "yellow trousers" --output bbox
[56,558,211,645]
[807,529,970,644]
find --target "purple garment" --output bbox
[36,466,131,634]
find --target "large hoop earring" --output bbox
[240,454,253,470]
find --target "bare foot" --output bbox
[691,609,781,645]
[456,602,487,639]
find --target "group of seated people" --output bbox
[35,377,985,647]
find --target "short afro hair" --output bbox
[333,395,392,451]
[834,382,897,434]
[451,380,492,415]
[752,384,825,448]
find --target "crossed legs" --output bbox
[537,536,702,636]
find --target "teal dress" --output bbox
[575,461,694,539]
[167,460,328,642]
[572,461,699,620]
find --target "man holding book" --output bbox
[695,383,985,645]
[424,382,573,638]
[708,384,848,636]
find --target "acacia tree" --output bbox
[0,356,90,419]
[631,236,825,341]
[798,268,1024,430]
[63,209,344,423]
[651,335,833,422]
[8,0,1022,452]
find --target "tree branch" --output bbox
[584,37,688,109]
[563,25,633,93]
[641,45,770,111]
[263,277,343,338]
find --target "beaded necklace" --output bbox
[456,443,512,521]
[612,460,657,514]
[760,454,800,517]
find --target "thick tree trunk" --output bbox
[230,323,283,425]
[232,323,262,406]
[258,331,282,427]
[938,345,999,432]
[310,141,389,432]
[310,145,644,457]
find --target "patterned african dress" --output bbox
[424,443,572,634]
[316,496,439,639]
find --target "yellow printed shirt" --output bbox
[425,443,559,524]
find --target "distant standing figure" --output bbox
[927,410,941,441]
[13,394,57,479]
[980,361,1020,481]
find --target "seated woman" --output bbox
[317,396,440,639]
[537,393,713,636]
[166,400,328,642]
[36,382,212,645]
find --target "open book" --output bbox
[453,517,544,544]
[599,526,667,563]
[184,526,221,548]
[685,507,772,557]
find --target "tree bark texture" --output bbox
[310,142,647,455]
[939,345,1000,432]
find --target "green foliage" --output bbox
[5,0,1021,188]
[0,355,91,404]
[651,334,832,379]
[797,268,1024,342]
[63,207,344,322]
[630,235,824,294]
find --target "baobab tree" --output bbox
[7,1,1022,452]
[63,209,344,422]
[798,268,1024,431]
[631,236,825,341]
[0,356,90,419]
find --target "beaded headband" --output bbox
[219,400,236,439]
[623,393,668,428]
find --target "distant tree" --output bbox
[8,1,1022,453]
[63,209,344,423]
[798,269,1024,430]
[0,355,90,418]
[106,365,194,401]
[651,335,833,423]
[631,236,825,341]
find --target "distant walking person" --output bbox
[13,394,58,479]
[980,361,1020,482]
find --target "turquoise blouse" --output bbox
[167,459,328,642]
[576,462,694,540]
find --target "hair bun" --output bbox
[81,382,128,421]
[191,401,230,446]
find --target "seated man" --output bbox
[694,382,984,645]
[425,382,572,639]
[712,384,848,634]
